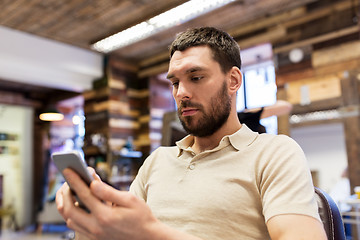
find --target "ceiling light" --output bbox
[39,109,64,122]
[92,0,235,53]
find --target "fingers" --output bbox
[60,181,100,235]
[55,184,65,210]
[87,167,102,181]
[63,168,102,211]
[66,217,95,240]
[61,182,87,218]
[90,180,138,208]
[66,215,98,240]
[56,182,70,219]
[57,169,107,238]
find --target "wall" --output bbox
[0,104,33,228]
[290,122,348,192]
[0,26,103,92]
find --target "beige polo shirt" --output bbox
[130,125,320,240]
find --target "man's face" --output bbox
[167,46,231,137]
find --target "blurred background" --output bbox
[0,0,359,239]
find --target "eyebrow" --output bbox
[166,66,204,79]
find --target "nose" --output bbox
[174,81,191,101]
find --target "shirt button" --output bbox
[189,164,195,170]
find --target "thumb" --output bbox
[90,180,136,207]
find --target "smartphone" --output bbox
[52,150,94,211]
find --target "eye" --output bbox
[171,81,179,88]
[191,76,203,82]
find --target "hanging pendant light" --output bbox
[39,108,64,121]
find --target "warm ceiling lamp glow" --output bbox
[39,112,64,121]
[92,0,235,53]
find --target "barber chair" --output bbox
[315,187,346,240]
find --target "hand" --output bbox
[55,168,161,240]
[56,167,98,218]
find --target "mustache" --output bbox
[178,100,203,112]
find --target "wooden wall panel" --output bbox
[287,74,342,105]
[341,70,360,193]
[312,41,360,68]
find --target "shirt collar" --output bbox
[175,124,258,156]
[227,124,259,151]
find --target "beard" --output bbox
[177,81,231,137]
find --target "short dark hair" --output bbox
[169,27,241,73]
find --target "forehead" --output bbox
[167,46,217,77]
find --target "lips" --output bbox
[182,108,198,116]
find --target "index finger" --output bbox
[90,180,140,208]
[62,168,102,212]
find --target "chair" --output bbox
[315,187,346,240]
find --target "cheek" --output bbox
[172,89,180,104]
[172,88,178,101]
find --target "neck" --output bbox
[191,111,241,154]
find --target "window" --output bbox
[236,44,278,134]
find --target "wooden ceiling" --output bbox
[0,0,359,104]
[0,0,187,49]
[1,0,358,63]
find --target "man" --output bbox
[56,27,326,239]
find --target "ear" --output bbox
[227,66,242,95]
